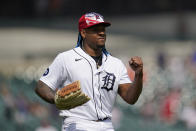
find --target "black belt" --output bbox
[94,117,110,122]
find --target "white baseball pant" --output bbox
[62,117,114,131]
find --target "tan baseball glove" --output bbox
[54,81,90,110]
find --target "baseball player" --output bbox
[35,12,143,131]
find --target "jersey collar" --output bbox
[74,47,108,69]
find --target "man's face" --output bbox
[82,24,106,49]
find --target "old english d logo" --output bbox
[101,72,116,91]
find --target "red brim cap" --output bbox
[78,12,111,32]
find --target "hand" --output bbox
[129,56,143,73]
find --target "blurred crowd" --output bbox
[132,49,196,130]
[0,77,59,131]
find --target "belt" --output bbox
[94,117,110,122]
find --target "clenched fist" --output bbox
[129,56,143,74]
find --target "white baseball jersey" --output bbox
[40,47,131,121]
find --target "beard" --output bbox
[97,44,105,49]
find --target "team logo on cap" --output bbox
[85,12,104,25]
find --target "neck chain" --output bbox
[82,47,102,69]
[91,55,102,69]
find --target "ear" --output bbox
[80,29,86,39]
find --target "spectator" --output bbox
[159,88,182,124]
[35,120,57,131]
[180,100,196,130]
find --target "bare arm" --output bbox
[35,80,55,104]
[118,56,143,105]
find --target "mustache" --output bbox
[99,34,106,37]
